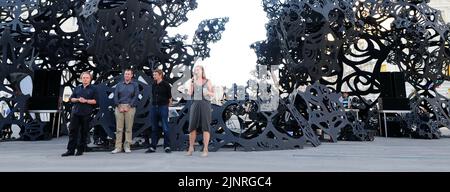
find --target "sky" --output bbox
[167,0,269,87]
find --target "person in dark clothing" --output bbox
[146,69,172,153]
[62,71,97,157]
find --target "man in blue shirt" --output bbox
[62,71,97,157]
[111,68,139,154]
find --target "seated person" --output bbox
[339,92,350,108]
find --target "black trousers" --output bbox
[67,114,91,152]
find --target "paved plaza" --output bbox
[1,135,450,172]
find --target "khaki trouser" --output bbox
[114,107,136,150]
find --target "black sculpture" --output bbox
[0,0,228,143]
[2,0,450,151]
[252,0,450,141]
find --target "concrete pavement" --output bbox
[1,136,450,171]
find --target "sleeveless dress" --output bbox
[188,79,212,132]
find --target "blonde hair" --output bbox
[153,68,163,76]
[194,65,206,80]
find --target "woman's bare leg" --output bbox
[202,131,210,157]
[186,130,196,156]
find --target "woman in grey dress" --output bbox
[187,65,214,157]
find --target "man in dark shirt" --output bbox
[62,71,97,157]
[146,69,172,153]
